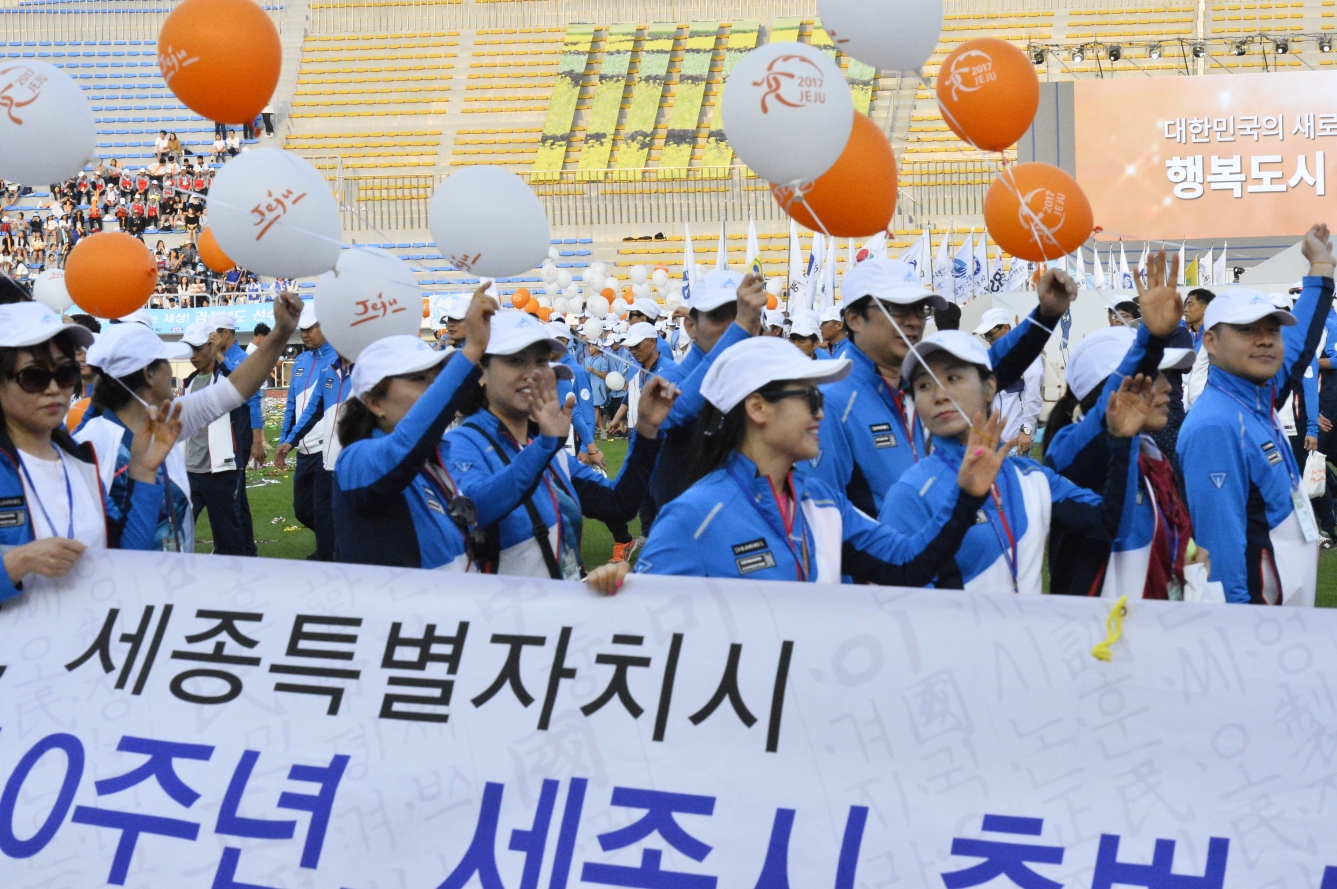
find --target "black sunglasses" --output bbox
[761,386,824,416]
[10,361,82,394]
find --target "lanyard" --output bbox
[883,379,919,462]
[19,450,74,540]
[728,466,812,582]
[1207,381,1300,487]
[940,452,1020,593]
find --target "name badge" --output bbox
[1293,488,1320,543]
[1261,440,1283,466]
[731,538,769,556]
[869,423,897,449]
[735,551,778,575]
[0,508,26,528]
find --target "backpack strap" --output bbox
[465,420,563,581]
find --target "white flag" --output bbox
[897,231,926,276]
[786,219,804,309]
[1005,259,1031,292]
[952,232,974,304]
[1094,247,1107,289]
[1136,242,1149,286]
[1108,245,1117,287]
[797,233,823,314]
[972,237,989,296]
[715,219,728,271]
[1177,244,1186,286]
[815,236,837,311]
[932,227,953,298]
[1073,247,1087,289]
[919,227,933,285]
[858,233,888,264]
[744,218,760,271]
[1214,243,1228,286]
[1203,248,1215,286]
[986,253,1006,294]
[682,219,697,302]
[1118,243,1134,289]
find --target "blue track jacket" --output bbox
[557,351,597,449]
[334,355,553,572]
[802,308,1058,517]
[284,360,352,449]
[222,341,263,430]
[280,342,336,453]
[881,435,1132,594]
[634,451,986,584]
[1175,275,1335,605]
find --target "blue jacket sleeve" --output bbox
[988,307,1060,391]
[1276,275,1336,398]
[445,430,566,528]
[566,367,597,448]
[284,367,328,446]
[1046,435,1134,543]
[634,496,710,576]
[664,322,751,431]
[1177,421,1252,603]
[1304,357,1320,437]
[841,485,987,586]
[279,354,305,441]
[567,430,663,522]
[114,479,166,551]
[335,356,481,508]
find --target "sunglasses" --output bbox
[761,386,824,416]
[9,361,82,394]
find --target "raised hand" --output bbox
[733,273,767,335]
[272,291,302,337]
[527,368,573,440]
[1302,223,1336,273]
[1130,249,1183,338]
[634,375,680,435]
[956,411,1014,497]
[130,400,184,481]
[1036,268,1078,319]
[1105,373,1155,438]
[462,283,497,364]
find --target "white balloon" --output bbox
[818,0,943,73]
[31,269,73,313]
[314,247,422,361]
[582,318,603,340]
[553,297,570,314]
[611,297,630,318]
[723,43,853,186]
[587,272,606,291]
[0,62,95,186]
[537,296,552,309]
[548,246,560,261]
[208,148,342,278]
[617,320,630,333]
[429,167,551,278]
[629,265,649,285]
[587,295,610,318]
[606,371,626,392]
[664,293,683,311]
[632,283,651,300]
[652,269,669,287]
[568,294,585,312]
[589,261,606,275]
[766,278,784,296]
[604,275,620,293]
[544,282,560,295]
[564,284,580,298]
[541,265,558,284]
[556,270,573,289]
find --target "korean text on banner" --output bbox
[1,551,1336,888]
[1074,70,1337,240]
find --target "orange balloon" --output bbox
[601,287,616,299]
[158,0,282,124]
[197,227,234,273]
[422,297,430,320]
[65,232,158,318]
[771,112,897,238]
[66,397,90,433]
[766,294,779,310]
[524,300,540,315]
[935,38,1039,152]
[984,163,1094,262]
[653,263,668,272]
[512,291,530,310]
[513,287,531,304]
[536,306,553,322]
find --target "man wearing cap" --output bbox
[547,320,602,470]
[626,298,676,365]
[440,297,468,351]
[762,309,786,337]
[1177,223,1336,606]
[788,312,825,360]
[974,307,1043,455]
[819,305,848,357]
[803,257,1075,518]
[280,348,353,561]
[209,312,264,555]
[275,304,338,559]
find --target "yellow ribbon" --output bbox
[1090,596,1129,662]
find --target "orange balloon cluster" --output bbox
[65,232,158,318]
[158,0,281,124]
[772,112,897,238]
[983,163,1094,262]
[536,306,553,322]
[935,38,1039,152]
[197,227,234,273]
[512,290,531,309]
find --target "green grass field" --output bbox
[197,425,1337,603]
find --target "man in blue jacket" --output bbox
[209,312,264,556]
[801,258,1075,517]
[1177,223,1336,606]
[274,304,337,558]
[548,321,601,468]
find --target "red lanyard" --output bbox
[884,380,919,462]
[766,473,810,582]
[988,483,1020,594]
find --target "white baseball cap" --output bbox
[486,310,566,358]
[900,330,993,385]
[180,322,214,348]
[789,312,821,339]
[629,298,661,320]
[1204,288,1297,331]
[0,302,94,350]
[623,322,659,348]
[701,336,852,414]
[212,312,237,331]
[351,335,450,398]
[441,296,469,321]
[763,309,786,330]
[971,307,1013,336]
[86,322,189,378]
[1066,327,1196,401]
[690,270,744,313]
[118,309,154,328]
[298,303,319,330]
[843,258,947,311]
[819,305,844,325]
[545,321,572,342]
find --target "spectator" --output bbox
[154,130,169,162]
[225,129,241,157]
[261,103,275,136]
[212,134,227,163]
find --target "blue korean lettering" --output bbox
[0,733,85,859]
[581,787,717,889]
[751,806,867,889]
[1091,834,1229,889]
[212,846,278,889]
[275,753,350,869]
[216,750,298,840]
[1322,867,1337,889]
[71,735,213,885]
[941,815,1065,889]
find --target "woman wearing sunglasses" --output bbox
[0,300,182,602]
[584,337,1010,592]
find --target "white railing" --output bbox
[0,0,283,43]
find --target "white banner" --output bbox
[1,552,1336,888]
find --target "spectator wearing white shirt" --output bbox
[974,308,1043,455]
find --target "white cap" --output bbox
[1066,327,1196,402]
[212,312,237,331]
[441,296,469,321]
[351,335,450,398]
[819,305,844,324]
[118,309,154,328]
[701,336,852,414]
[843,258,947,310]
[629,298,661,320]
[545,321,572,342]
[485,311,565,358]
[763,309,786,329]
[180,322,213,348]
[1204,288,1297,331]
[789,312,821,339]
[298,303,319,330]
[971,307,1013,336]
[0,302,94,350]
[623,322,659,348]
[86,323,189,378]
[690,270,744,313]
[900,330,993,385]
[1269,292,1293,310]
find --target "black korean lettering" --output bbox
[378,620,468,723]
[268,615,363,716]
[652,633,684,743]
[766,640,795,754]
[169,609,263,705]
[471,634,546,708]
[537,626,576,731]
[688,643,757,728]
[65,604,173,696]
[581,634,651,719]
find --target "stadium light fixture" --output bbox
[1031,46,1046,65]
[1108,44,1122,62]
[1071,45,1085,62]
[1191,42,1206,58]
[1147,43,1162,59]
[1276,38,1290,54]
[1232,40,1248,56]
[1322,37,1333,53]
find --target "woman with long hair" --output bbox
[584,337,1010,592]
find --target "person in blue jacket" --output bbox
[801,258,1075,521]
[547,321,601,467]
[208,312,263,556]
[1177,223,1337,606]
[626,298,676,365]
[1044,251,1209,598]
[277,353,352,560]
[333,289,558,572]
[273,303,337,558]
[0,299,178,601]
[582,336,1011,592]
[881,330,1153,594]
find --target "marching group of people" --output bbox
[0,221,1333,607]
